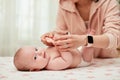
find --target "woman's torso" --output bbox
[56,0,119,57]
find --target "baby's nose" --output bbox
[37,52,42,56]
[37,51,44,57]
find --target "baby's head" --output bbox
[14,46,49,71]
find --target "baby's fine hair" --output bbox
[14,48,30,71]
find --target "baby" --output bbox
[14,33,94,71]
[14,46,82,71]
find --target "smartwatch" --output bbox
[86,35,94,47]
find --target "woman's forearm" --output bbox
[83,34,109,48]
[92,35,109,48]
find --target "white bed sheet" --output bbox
[0,57,120,80]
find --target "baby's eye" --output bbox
[34,48,38,60]
[34,56,37,60]
[35,48,38,51]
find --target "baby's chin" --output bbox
[44,52,50,60]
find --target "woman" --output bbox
[41,0,120,62]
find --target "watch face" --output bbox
[88,35,93,43]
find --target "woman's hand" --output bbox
[54,34,87,51]
[41,30,68,46]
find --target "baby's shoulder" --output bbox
[46,47,60,57]
[46,47,57,51]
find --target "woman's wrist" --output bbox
[81,35,87,46]
[86,35,94,47]
[82,34,95,47]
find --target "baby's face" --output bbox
[22,46,49,71]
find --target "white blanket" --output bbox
[0,57,120,80]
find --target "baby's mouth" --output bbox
[43,51,47,58]
[44,51,50,59]
[43,52,46,58]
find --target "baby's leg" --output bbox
[78,46,94,67]
[81,47,94,62]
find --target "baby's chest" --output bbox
[46,47,60,59]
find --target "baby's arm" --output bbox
[46,51,73,70]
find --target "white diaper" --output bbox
[78,57,92,67]
[77,46,93,67]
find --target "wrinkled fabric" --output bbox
[55,0,120,57]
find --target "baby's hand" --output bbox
[46,37,54,45]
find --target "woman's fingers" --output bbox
[54,35,71,41]
[55,40,74,52]
[54,34,74,50]
[55,30,68,35]
[55,38,72,46]
[54,34,83,50]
